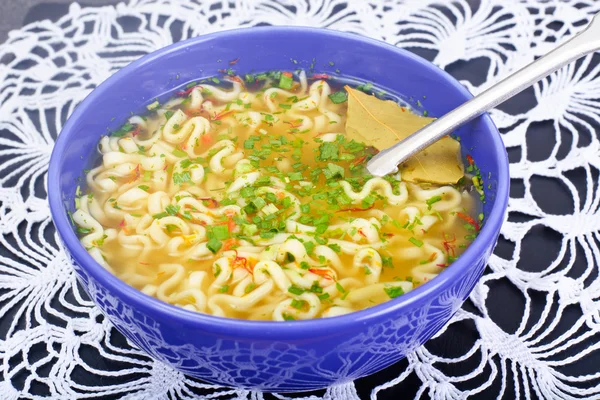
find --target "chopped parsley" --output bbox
[384,285,404,299]
[328,91,348,104]
[173,171,192,185]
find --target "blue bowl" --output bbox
[48,27,509,392]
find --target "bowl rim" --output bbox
[48,26,509,337]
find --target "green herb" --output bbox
[207,237,222,254]
[283,313,295,321]
[210,225,230,240]
[361,194,377,209]
[318,293,330,301]
[326,163,344,179]
[173,171,191,185]
[300,261,311,270]
[152,212,168,219]
[328,91,348,104]
[356,82,373,93]
[77,227,93,235]
[318,142,339,161]
[303,241,315,254]
[111,123,134,137]
[408,237,423,247]
[382,255,393,268]
[288,285,305,295]
[165,205,180,216]
[214,264,222,277]
[218,285,229,293]
[166,224,178,233]
[335,282,346,293]
[426,195,442,209]
[164,110,174,120]
[279,74,294,90]
[138,185,150,191]
[290,299,306,310]
[245,283,256,294]
[328,243,341,253]
[289,172,303,181]
[211,77,220,84]
[309,281,323,294]
[252,197,267,209]
[240,186,255,198]
[279,103,292,110]
[259,231,276,239]
[384,285,404,299]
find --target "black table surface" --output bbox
[0,1,595,399]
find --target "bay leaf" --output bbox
[344,86,464,184]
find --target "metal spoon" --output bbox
[366,12,600,177]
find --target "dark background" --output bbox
[1,1,597,399]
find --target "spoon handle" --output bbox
[367,12,600,177]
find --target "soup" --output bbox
[72,70,482,321]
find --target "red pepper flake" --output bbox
[436,264,448,267]
[127,164,141,183]
[352,155,367,167]
[456,212,480,231]
[131,126,141,137]
[224,239,241,252]
[283,120,302,129]
[357,229,367,238]
[228,75,243,84]
[336,204,374,213]
[184,110,201,117]
[212,110,233,121]
[198,197,219,208]
[139,262,149,265]
[201,134,213,145]
[177,86,197,97]
[118,219,126,228]
[309,268,334,280]
[282,71,293,78]
[428,252,437,262]
[466,154,474,166]
[442,233,456,258]
[311,73,329,79]
[401,107,406,112]
[229,58,240,65]
[231,250,250,271]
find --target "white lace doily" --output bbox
[1,0,600,398]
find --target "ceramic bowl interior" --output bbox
[48,26,509,392]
